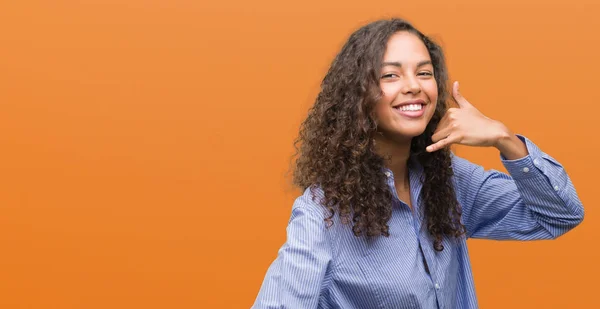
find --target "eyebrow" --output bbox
[382,60,432,68]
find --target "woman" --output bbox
[251,18,584,309]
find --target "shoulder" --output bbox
[290,185,331,224]
[289,185,342,253]
[294,185,326,212]
[292,185,347,236]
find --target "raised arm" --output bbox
[453,135,584,240]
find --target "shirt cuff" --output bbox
[500,134,547,180]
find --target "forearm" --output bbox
[493,124,529,160]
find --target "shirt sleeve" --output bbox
[251,189,333,309]
[456,135,584,240]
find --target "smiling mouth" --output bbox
[392,103,427,119]
[393,103,424,111]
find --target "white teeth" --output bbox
[398,104,422,111]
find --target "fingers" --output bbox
[426,134,460,152]
[434,106,460,140]
[431,125,453,143]
[428,84,470,152]
[452,81,471,108]
[436,113,450,131]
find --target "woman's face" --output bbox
[373,31,438,142]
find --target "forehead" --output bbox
[382,31,431,63]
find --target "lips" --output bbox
[392,99,426,109]
[392,99,427,118]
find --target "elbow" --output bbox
[548,206,584,240]
[572,204,585,229]
[569,200,585,230]
[564,192,586,234]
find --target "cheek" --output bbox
[422,82,438,103]
[380,83,400,100]
[374,100,390,120]
[375,85,397,113]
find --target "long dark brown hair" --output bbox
[291,18,465,251]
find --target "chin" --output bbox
[381,128,427,143]
[378,121,430,141]
[396,125,428,138]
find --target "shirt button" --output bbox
[435,283,440,290]
[522,167,530,173]
[385,171,391,177]
[533,159,539,166]
[554,185,559,191]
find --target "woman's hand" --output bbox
[426,81,528,160]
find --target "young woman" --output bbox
[251,18,584,309]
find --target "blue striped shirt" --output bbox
[251,135,584,309]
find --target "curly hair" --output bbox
[291,18,466,251]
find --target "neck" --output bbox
[374,133,412,189]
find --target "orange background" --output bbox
[0,0,598,308]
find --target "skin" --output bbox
[373,31,528,209]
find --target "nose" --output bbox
[401,75,421,95]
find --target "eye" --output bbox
[381,73,399,79]
[417,71,433,77]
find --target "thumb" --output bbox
[452,81,471,108]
